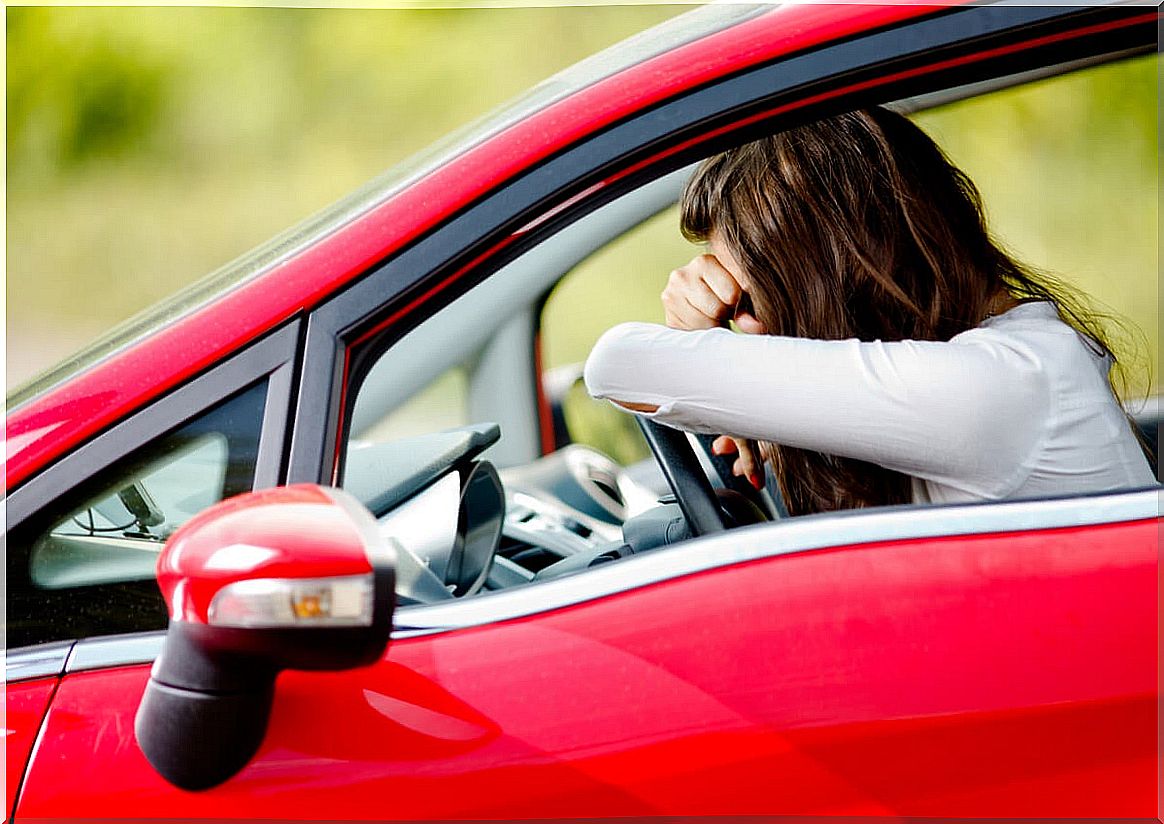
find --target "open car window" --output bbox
[341,168,692,600]
[340,50,1158,609]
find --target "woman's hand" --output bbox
[712,435,765,490]
[662,253,767,488]
[662,253,766,334]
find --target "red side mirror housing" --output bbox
[135,485,395,791]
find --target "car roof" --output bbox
[5,2,943,489]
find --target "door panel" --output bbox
[17,519,1156,817]
[5,677,57,819]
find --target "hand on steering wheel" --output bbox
[696,433,788,519]
[636,417,787,537]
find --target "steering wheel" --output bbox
[635,417,730,536]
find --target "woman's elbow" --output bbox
[582,323,644,401]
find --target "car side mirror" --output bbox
[134,484,395,791]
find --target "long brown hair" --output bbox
[680,106,1121,515]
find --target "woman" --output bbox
[584,107,1154,515]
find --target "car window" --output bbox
[6,381,267,648]
[338,52,1157,609]
[339,180,692,602]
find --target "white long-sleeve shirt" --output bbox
[584,301,1155,504]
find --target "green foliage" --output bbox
[5,5,683,384]
[7,9,174,172]
[7,6,685,180]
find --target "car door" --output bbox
[13,492,1158,817]
[10,4,1158,819]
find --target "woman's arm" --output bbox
[583,321,1051,498]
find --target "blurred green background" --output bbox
[5,4,683,388]
[7,6,1159,411]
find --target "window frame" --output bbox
[6,321,299,529]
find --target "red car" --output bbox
[5,3,1160,818]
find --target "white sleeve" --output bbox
[583,322,1051,498]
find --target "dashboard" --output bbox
[28,422,713,615]
[349,423,681,604]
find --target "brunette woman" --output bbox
[584,107,1154,515]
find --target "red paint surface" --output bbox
[5,3,947,490]
[4,677,57,817]
[158,485,374,623]
[17,520,1157,818]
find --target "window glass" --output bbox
[7,381,267,648]
[30,434,228,589]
